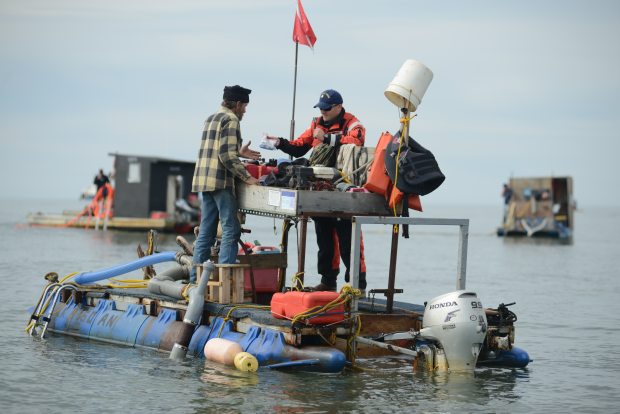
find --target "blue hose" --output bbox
[74,251,178,285]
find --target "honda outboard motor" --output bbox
[419,290,487,371]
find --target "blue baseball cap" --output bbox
[313,89,343,110]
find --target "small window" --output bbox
[128,162,141,183]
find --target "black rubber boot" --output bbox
[314,276,337,291]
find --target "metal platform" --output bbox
[237,184,391,219]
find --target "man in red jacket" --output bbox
[270,89,367,293]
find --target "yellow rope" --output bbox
[103,283,148,289]
[289,285,361,326]
[338,170,352,184]
[96,277,149,289]
[392,113,416,217]
[346,314,363,364]
[181,283,193,301]
[215,304,271,338]
[59,272,79,283]
[291,272,305,291]
[146,231,155,255]
[110,278,149,284]
[390,112,417,237]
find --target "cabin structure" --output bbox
[111,153,196,218]
[497,176,574,240]
[27,153,199,233]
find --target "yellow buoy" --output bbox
[234,352,259,372]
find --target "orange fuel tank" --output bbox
[270,291,345,325]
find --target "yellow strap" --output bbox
[291,272,305,291]
[59,272,79,283]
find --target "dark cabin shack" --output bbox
[111,153,195,218]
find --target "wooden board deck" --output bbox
[26,212,178,231]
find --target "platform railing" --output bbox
[350,216,470,314]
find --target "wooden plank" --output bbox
[237,253,287,269]
[358,313,422,337]
[26,213,177,231]
[212,264,248,304]
[232,267,245,303]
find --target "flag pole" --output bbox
[290,41,299,141]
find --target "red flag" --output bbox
[292,0,316,48]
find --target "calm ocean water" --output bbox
[0,198,618,413]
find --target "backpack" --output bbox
[384,132,445,196]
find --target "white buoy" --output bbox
[384,59,433,112]
[203,338,243,366]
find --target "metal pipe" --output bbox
[147,278,186,298]
[457,222,469,290]
[297,217,308,287]
[278,218,293,291]
[184,261,213,325]
[169,261,214,360]
[175,252,193,268]
[154,266,189,282]
[355,336,418,358]
[386,225,399,313]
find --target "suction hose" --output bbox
[169,261,214,360]
[74,251,177,284]
[146,266,190,297]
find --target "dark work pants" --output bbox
[314,217,366,289]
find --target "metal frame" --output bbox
[237,184,392,286]
[350,216,469,314]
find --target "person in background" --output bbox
[94,169,110,198]
[191,85,261,282]
[502,183,514,206]
[267,89,367,293]
[502,183,514,222]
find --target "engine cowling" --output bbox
[419,290,487,371]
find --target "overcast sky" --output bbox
[1,0,619,207]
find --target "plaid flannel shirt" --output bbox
[192,106,251,192]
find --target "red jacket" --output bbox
[277,109,365,158]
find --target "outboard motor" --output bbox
[419,290,487,371]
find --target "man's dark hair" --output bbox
[221,100,239,109]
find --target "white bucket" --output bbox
[384,59,433,112]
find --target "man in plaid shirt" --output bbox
[191,85,260,281]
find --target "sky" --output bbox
[1,0,619,207]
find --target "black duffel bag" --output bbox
[384,132,445,196]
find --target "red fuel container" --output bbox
[244,163,277,179]
[270,291,345,325]
[238,246,281,293]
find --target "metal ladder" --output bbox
[28,283,77,338]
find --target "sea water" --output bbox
[0,198,618,413]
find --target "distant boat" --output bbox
[27,153,200,233]
[497,176,575,241]
[80,184,98,200]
